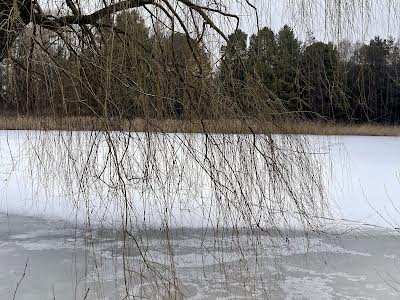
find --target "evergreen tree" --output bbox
[247,27,277,93]
[220,29,248,83]
[219,29,249,113]
[299,41,341,119]
[275,25,301,110]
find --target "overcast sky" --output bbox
[236,0,400,43]
[36,0,400,51]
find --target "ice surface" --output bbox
[1,131,400,299]
[0,131,399,228]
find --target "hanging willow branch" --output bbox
[0,0,241,62]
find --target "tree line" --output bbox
[221,27,400,124]
[1,10,400,124]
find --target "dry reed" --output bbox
[0,115,398,136]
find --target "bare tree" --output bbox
[0,0,239,62]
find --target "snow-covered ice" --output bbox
[1,131,400,299]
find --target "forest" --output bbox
[1,10,400,124]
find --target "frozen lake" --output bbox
[2,212,400,299]
[1,131,400,299]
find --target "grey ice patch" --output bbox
[281,276,334,300]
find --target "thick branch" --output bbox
[36,0,154,29]
[0,0,153,61]
[0,0,235,62]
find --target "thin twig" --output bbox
[12,258,29,300]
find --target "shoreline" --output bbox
[0,116,399,136]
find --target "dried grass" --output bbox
[0,116,398,136]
